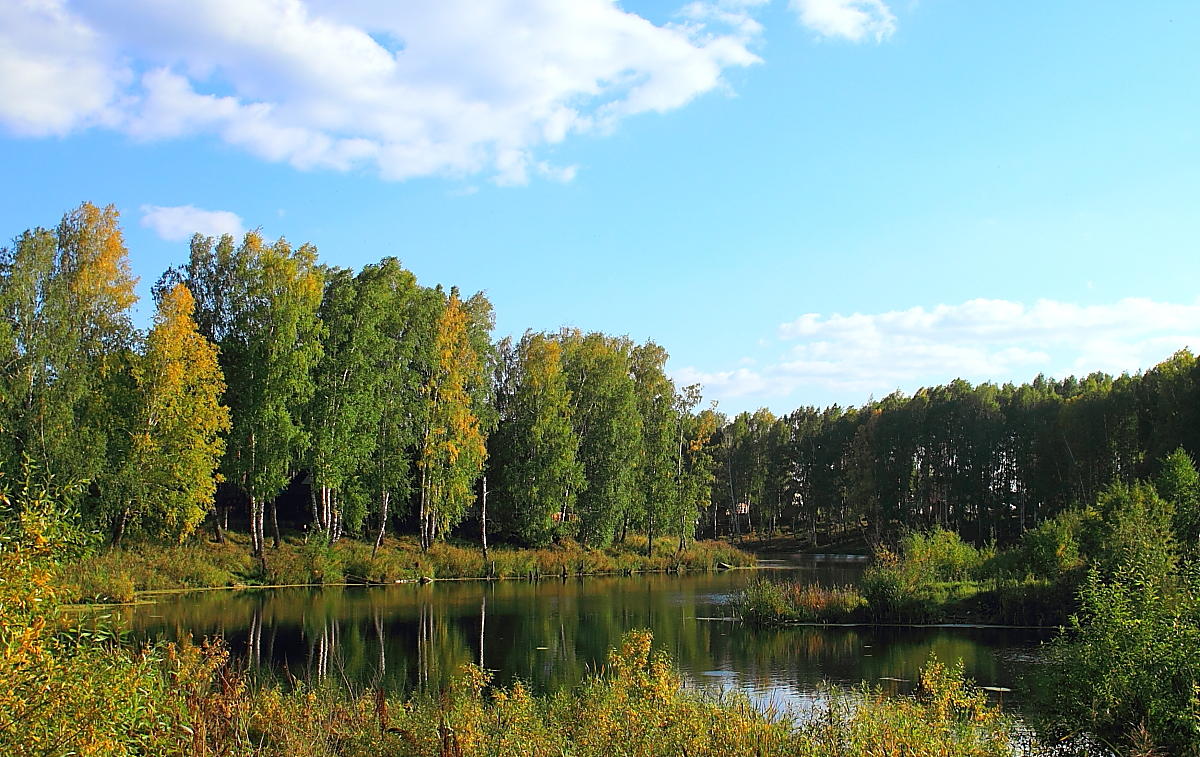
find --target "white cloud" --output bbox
[140,204,244,241]
[678,298,1200,410]
[0,0,764,183]
[0,0,125,136]
[790,0,895,42]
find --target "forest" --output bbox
[0,202,719,559]
[714,349,1199,547]
[5,202,1200,560]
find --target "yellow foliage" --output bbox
[127,282,230,541]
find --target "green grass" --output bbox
[736,577,866,624]
[738,527,1080,627]
[61,532,757,603]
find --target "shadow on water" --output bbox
[124,560,1051,716]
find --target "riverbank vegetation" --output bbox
[741,451,1199,629]
[736,453,1200,753]
[65,533,753,603]
[738,526,1076,627]
[3,496,1020,756]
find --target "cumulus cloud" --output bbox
[0,0,765,183]
[141,204,244,241]
[0,0,124,135]
[790,0,896,42]
[677,298,1200,409]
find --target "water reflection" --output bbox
[127,562,1049,714]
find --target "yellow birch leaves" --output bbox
[127,283,230,542]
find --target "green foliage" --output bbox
[1029,564,1200,754]
[1092,480,1178,584]
[1012,508,1088,580]
[173,230,324,555]
[737,577,866,624]
[716,349,1200,548]
[0,203,140,537]
[493,332,584,547]
[897,528,983,582]
[416,290,491,549]
[851,528,1077,625]
[306,261,429,541]
[629,341,677,552]
[110,283,229,544]
[1158,447,1200,548]
[358,259,426,546]
[560,330,641,547]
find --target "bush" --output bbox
[1027,558,1200,754]
[859,565,910,618]
[899,528,983,582]
[1010,510,1088,580]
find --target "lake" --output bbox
[127,556,1050,716]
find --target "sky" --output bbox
[1,0,1198,416]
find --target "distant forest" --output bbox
[718,354,1198,545]
[3,203,1197,553]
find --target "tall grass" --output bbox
[11,629,1018,756]
[741,528,1078,626]
[63,533,757,603]
[737,577,866,624]
[7,482,1023,756]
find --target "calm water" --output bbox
[126,558,1050,714]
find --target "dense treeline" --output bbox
[0,203,717,556]
[7,202,1199,562]
[713,352,1200,545]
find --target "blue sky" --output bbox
[2,0,1198,415]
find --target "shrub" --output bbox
[1027,558,1200,754]
[1015,510,1087,580]
[899,528,982,582]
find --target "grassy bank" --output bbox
[6,486,1027,756]
[737,527,1080,627]
[63,533,756,603]
[6,621,1025,757]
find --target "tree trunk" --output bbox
[418,469,429,551]
[250,495,262,558]
[310,482,320,534]
[270,499,281,549]
[112,508,129,549]
[373,490,389,558]
[480,475,489,562]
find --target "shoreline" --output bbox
[62,544,762,607]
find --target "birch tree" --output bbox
[416,290,489,550]
[110,284,229,544]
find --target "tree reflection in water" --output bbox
[125,566,1049,714]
